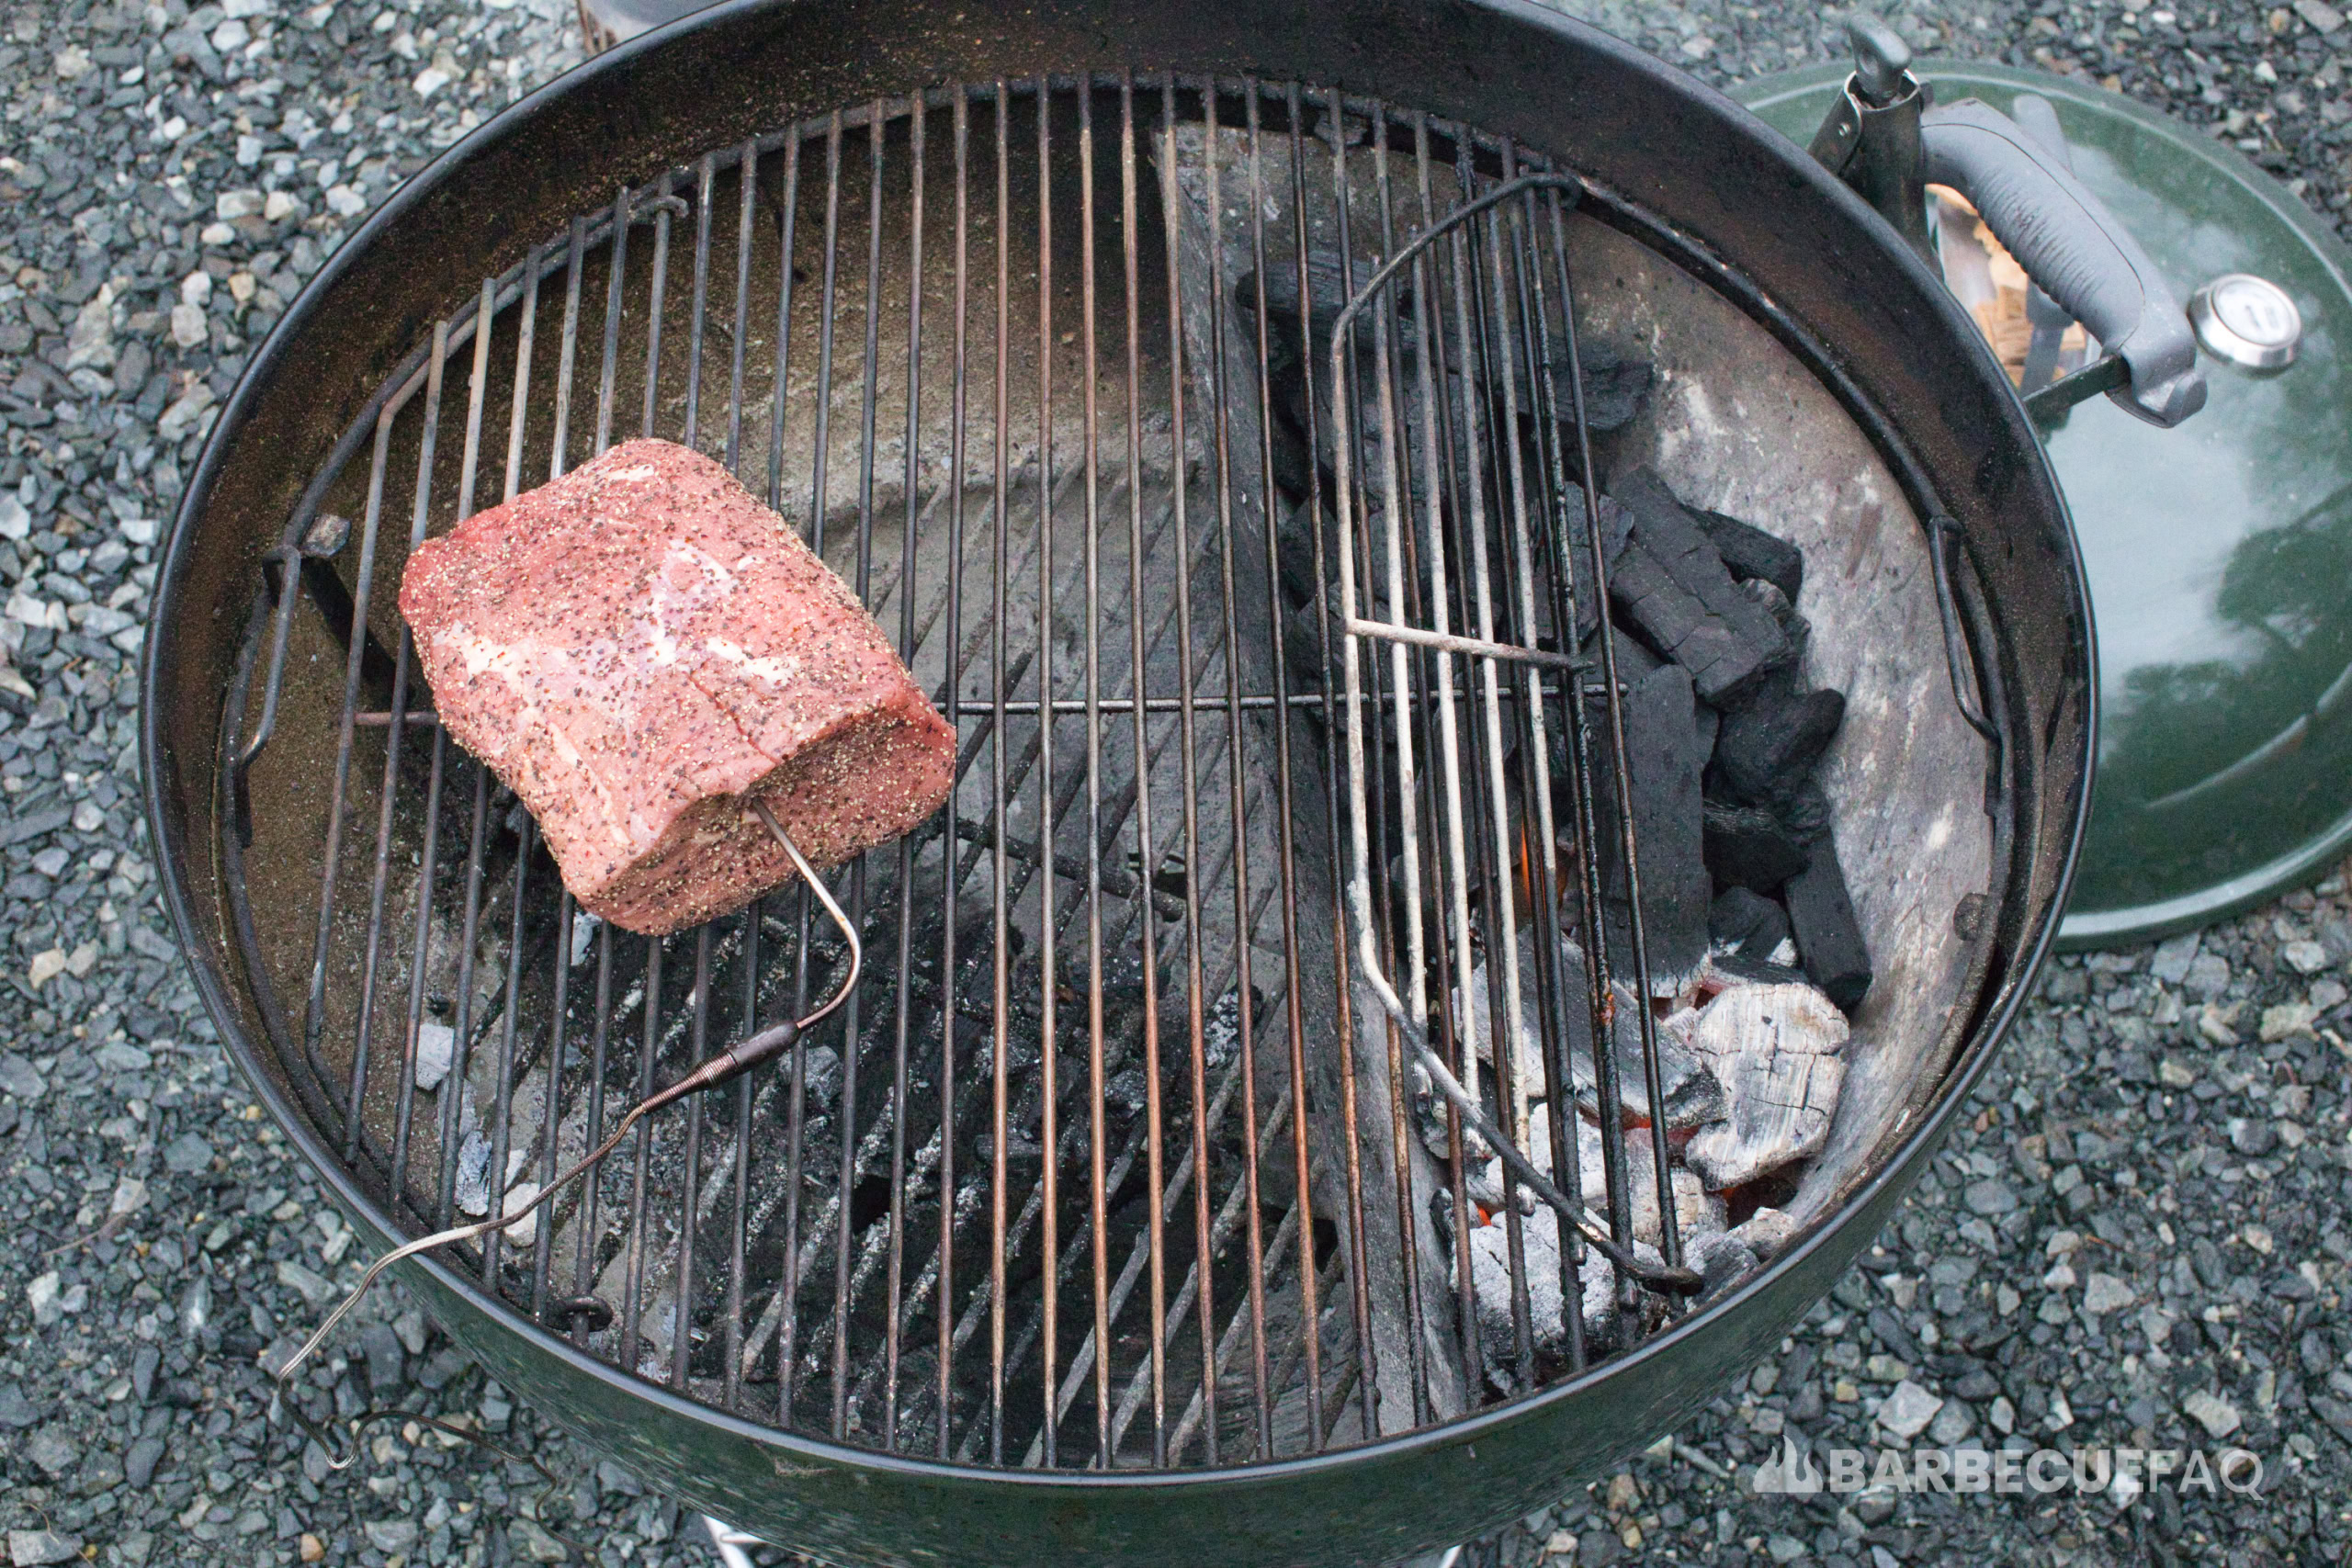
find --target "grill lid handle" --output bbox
[1921,97,2208,428]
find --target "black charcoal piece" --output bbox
[1485,338,1654,434]
[1706,946,1808,987]
[1235,254,1390,339]
[1694,697,1720,759]
[1556,492,1633,642]
[1786,833,1871,1013]
[1709,886,1792,957]
[1563,342,1655,434]
[1778,779,1834,842]
[1712,680,1847,806]
[1738,576,1797,629]
[1695,505,1804,603]
[1585,622,1661,681]
[1572,1005,1727,1132]
[1702,800,1813,892]
[1607,468,1789,704]
[1275,501,1331,606]
[1593,662,1710,987]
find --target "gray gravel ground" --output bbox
[3,0,2350,1563]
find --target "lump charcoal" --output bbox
[1234,253,1390,344]
[1547,1111,1723,1251]
[1557,339,1654,434]
[1592,662,1710,988]
[1777,778,1833,842]
[1577,1001,1727,1133]
[1726,1204,1799,1259]
[1454,930,1571,1113]
[1786,832,1872,1013]
[1587,621,1660,680]
[1693,505,1804,603]
[1711,680,1846,807]
[1282,594,1348,699]
[1238,246,1648,439]
[1702,800,1813,892]
[1454,932,1723,1131]
[1692,1232,1761,1305]
[1555,493,1634,644]
[1606,468,1789,704]
[1275,499,1330,607]
[1709,886,1792,959]
[1681,981,1849,1190]
[1464,1210,1663,1372]
[1462,1114,1718,1376]
[1738,575,1803,636]
[1478,336,1654,434]
[1706,946,1807,988]
[399,438,956,936]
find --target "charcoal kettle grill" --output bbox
[143,0,2109,1562]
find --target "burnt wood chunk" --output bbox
[1456,933,1722,1129]
[1786,832,1872,1013]
[1702,800,1814,892]
[1682,982,1849,1190]
[1712,678,1847,806]
[1709,886,1792,960]
[1572,1001,1727,1132]
[1606,468,1788,704]
[1695,505,1804,603]
[1595,662,1710,987]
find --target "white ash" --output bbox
[454,1130,493,1216]
[1725,1203,1800,1259]
[1452,962,1845,1363]
[411,1020,455,1091]
[1453,932,1726,1133]
[1681,981,1849,1190]
[1465,1206,1664,1374]
[1476,1112,1724,1255]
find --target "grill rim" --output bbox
[140,0,2092,1551]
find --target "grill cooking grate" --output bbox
[220,75,1690,1471]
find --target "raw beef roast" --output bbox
[399,437,956,936]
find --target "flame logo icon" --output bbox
[1749,1437,1826,1495]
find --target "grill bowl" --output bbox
[142,0,2090,1562]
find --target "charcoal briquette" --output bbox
[1707,946,1808,987]
[1585,622,1661,682]
[1711,679,1846,805]
[1487,338,1654,434]
[1786,833,1871,1013]
[1606,468,1789,704]
[1709,886,1792,957]
[1593,662,1709,987]
[1694,505,1804,603]
[1559,492,1634,641]
[1702,799,1813,891]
